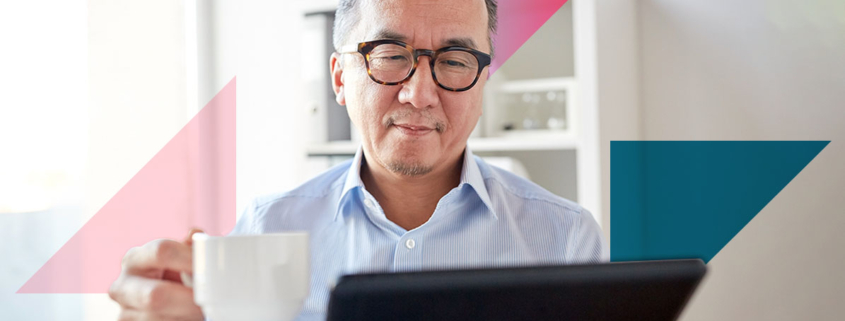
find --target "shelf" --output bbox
[306,136,578,157]
[306,141,358,157]
[498,77,576,93]
[470,136,578,152]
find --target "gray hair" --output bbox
[332,0,498,57]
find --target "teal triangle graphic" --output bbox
[610,141,829,263]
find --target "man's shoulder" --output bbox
[254,159,352,207]
[236,160,352,231]
[246,160,352,211]
[475,156,584,216]
[475,156,608,262]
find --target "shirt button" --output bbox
[364,198,375,209]
[405,239,416,249]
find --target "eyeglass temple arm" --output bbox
[338,44,359,53]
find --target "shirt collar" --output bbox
[334,146,497,221]
[335,147,367,221]
[460,146,497,219]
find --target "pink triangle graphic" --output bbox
[18,78,237,293]
[490,0,569,74]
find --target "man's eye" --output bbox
[442,60,469,68]
[372,54,408,61]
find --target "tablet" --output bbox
[326,259,706,321]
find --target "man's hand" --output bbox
[109,229,205,321]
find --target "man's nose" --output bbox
[397,57,440,109]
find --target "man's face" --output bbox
[332,0,490,177]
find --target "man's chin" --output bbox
[372,143,437,176]
[385,160,434,177]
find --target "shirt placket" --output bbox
[359,189,436,272]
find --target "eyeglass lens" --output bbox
[367,43,480,89]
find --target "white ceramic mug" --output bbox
[189,232,310,321]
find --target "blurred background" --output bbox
[1,0,843,320]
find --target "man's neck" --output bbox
[360,151,464,231]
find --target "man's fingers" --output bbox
[112,234,204,320]
[111,275,204,318]
[183,228,205,246]
[123,239,193,274]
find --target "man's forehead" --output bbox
[355,0,489,50]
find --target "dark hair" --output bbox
[332,0,498,57]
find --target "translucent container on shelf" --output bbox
[498,89,568,133]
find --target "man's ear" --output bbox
[330,52,346,106]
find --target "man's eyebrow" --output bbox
[443,37,478,50]
[371,29,408,42]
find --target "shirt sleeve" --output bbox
[568,208,609,263]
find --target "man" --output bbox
[109,0,607,320]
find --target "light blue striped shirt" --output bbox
[230,147,608,320]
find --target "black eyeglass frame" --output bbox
[338,39,492,92]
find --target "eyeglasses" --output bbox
[338,40,492,92]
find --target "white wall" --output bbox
[198,0,316,216]
[636,0,845,319]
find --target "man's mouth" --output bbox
[393,123,435,136]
